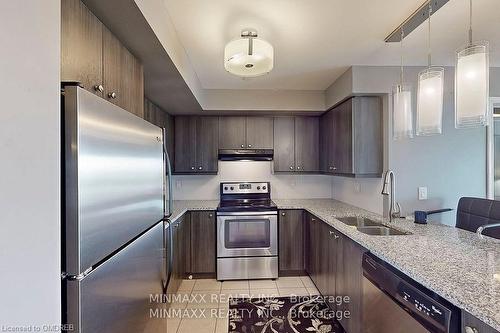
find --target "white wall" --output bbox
[0,0,61,329]
[173,161,333,200]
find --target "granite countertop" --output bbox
[274,199,500,331]
[169,200,219,222]
[170,199,500,330]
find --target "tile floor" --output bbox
[166,276,319,333]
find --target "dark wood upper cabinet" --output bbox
[103,25,144,118]
[174,116,218,174]
[273,117,296,172]
[62,0,144,117]
[274,116,319,173]
[102,27,121,105]
[246,117,274,149]
[61,0,103,96]
[278,210,304,273]
[190,211,216,274]
[320,110,335,173]
[295,117,319,172]
[219,116,273,149]
[333,100,353,174]
[219,116,246,149]
[174,116,197,173]
[321,96,382,177]
[120,47,144,118]
[144,99,174,160]
[196,117,219,173]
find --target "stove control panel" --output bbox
[221,182,270,194]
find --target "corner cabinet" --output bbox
[174,116,218,174]
[62,0,144,117]
[320,96,382,177]
[219,116,273,149]
[273,117,319,172]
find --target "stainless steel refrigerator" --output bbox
[62,85,172,333]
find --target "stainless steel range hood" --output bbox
[218,149,273,161]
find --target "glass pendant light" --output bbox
[392,29,413,140]
[455,0,489,128]
[416,3,444,136]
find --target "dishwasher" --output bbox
[362,253,460,333]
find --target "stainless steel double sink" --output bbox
[337,216,411,236]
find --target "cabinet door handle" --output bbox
[248,144,252,148]
[241,144,245,148]
[334,234,340,239]
[311,218,316,222]
[108,92,117,99]
[296,166,301,170]
[198,166,203,170]
[329,166,334,170]
[281,212,286,216]
[208,213,213,218]
[465,326,479,333]
[329,231,334,235]
[289,166,294,170]
[191,166,195,170]
[94,85,104,93]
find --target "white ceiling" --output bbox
[163,0,500,91]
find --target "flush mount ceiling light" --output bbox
[455,0,489,129]
[224,30,274,78]
[416,3,444,136]
[392,29,413,140]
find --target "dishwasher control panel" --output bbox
[396,280,449,331]
[362,253,458,333]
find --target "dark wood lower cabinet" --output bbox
[304,212,367,333]
[336,233,367,333]
[278,210,304,275]
[168,213,190,294]
[190,211,216,275]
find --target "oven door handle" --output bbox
[217,214,278,220]
[216,211,278,217]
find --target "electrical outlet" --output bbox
[418,187,428,200]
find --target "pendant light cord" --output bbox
[468,0,473,45]
[427,2,432,67]
[400,29,405,86]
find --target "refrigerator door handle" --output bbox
[162,128,173,218]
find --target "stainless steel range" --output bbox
[216,182,278,281]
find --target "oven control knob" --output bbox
[257,186,261,190]
[224,186,228,191]
[230,186,234,190]
[262,186,267,190]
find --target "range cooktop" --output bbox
[217,182,277,213]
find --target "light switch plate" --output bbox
[418,187,428,200]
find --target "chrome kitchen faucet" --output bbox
[381,170,401,223]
